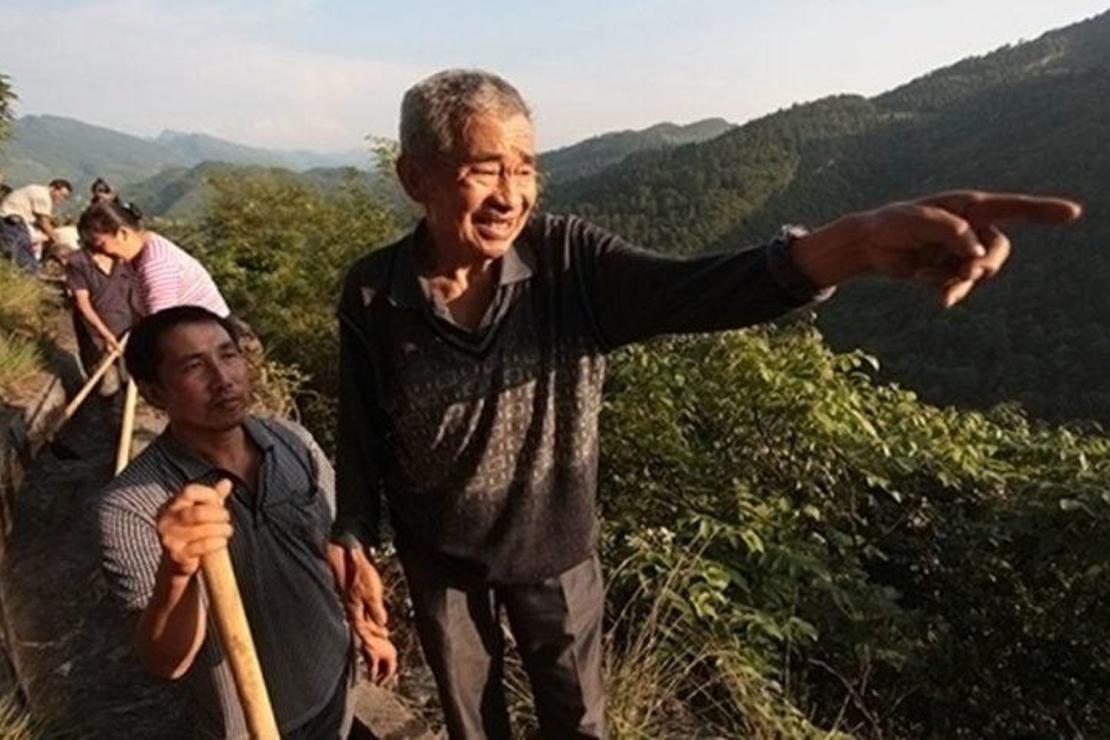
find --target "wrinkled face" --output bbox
[146,321,250,432]
[408,112,538,263]
[88,226,141,261]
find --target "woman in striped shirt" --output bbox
[77,200,232,319]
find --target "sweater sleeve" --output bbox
[566,216,833,350]
[331,267,386,547]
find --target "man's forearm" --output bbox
[135,556,207,679]
[788,212,873,287]
[34,216,58,244]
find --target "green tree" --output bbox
[599,323,1110,736]
[172,170,399,447]
[0,72,18,183]
[0,72,14,144]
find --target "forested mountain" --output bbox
[540,117,733,183]
[0,115,367,194]
[123,161,375,221]
[548,10,1110,425]
[151,130,365,171]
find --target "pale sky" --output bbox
[2,0,1107,152]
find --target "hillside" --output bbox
[548,9,1110,425]
[540,117,733,183]
[0,115,368,195]
[123,161,376,221]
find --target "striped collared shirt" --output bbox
[97,416,348,739]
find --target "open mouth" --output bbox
[473,214,518,240]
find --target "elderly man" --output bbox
[0,178,72,269]
[98,306,396,739]
[332,69,1081,739]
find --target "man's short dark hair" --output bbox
[125,306,240,384]
[49,178,73,193]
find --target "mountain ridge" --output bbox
[547,9,1110,425]
[0,114,370,195]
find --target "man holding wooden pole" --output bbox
[97,306,397,739]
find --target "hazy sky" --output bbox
[2,0,1107,152]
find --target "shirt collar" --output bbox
[387,219,536,309]
[157,415,275,483]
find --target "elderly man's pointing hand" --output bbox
[790,190,1083,307]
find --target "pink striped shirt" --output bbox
[134,232,231,318]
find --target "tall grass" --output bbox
[0,691,43,740]
[0,260,49,394]
[0,260,50,335]
[502,546,810,739]
[600,532,858,740]
[604,551,734,739]
[0,334,43,395]
[0,262,49,397]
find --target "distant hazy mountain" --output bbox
[0,115,368,196]
[548,10,1110,425]
[153,130,366,172]
[123,161,375,221]
[541,118,733,183]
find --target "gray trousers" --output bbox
[400,551,606,740]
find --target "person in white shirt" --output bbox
[0,179,72,269]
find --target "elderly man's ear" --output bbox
[395,154,430,205]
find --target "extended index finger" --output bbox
[922,191,1082,225]
[969,194,1082,224]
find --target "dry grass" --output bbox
[0,260,50,335]
[0,334,43,396]
[500,550,740,740]
[0,259,50,395]
[602,551,741,740]
[0,691,43,740]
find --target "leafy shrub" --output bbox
[599,321,1110,737]
[169,170,399,445]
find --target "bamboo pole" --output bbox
[63,334,128,421]
[113,379,138,475]
[201,548,280,739]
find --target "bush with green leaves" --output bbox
[170,170,399,445]
[599,321,1110,737]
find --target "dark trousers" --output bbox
[400,550,606,740]
[0,217,36,274]
[283,664,356,740]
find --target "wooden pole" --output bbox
[63,334,128,421]
[201,549,280,739]
[114,378,138,475]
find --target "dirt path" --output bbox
[0,298,438,738]
[0,396,188,738]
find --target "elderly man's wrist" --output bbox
[790,213,871,286]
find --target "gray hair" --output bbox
[400,69,532,164]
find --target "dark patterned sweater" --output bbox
[334,213,831,583]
